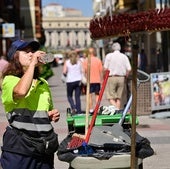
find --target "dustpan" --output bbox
[88,69,150,147]
[89,95,132,146]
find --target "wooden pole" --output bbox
[85,54,91,135]
[131,37,139,169]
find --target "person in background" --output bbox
[156,48,163,72]
[0,55,9,89]
[63,51,83,114]
[0,39,60,169]
[79,50,88,95]
[104,42,131,109]
[83,47,103,114]
[138,49,147,72]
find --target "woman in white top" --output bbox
[63,51,83,114]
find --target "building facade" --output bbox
[43,17,91,49]
[92,0,160,72]
[0,0,42,56]
[20,0,42,40]
[42,3,92,49]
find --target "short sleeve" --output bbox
[1,76,20,111]
[104,54,110,69]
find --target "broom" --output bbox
[89,8,170,40]
[67,70,110,149]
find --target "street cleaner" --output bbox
[0,40,60,169]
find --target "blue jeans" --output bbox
[66,81,81,113]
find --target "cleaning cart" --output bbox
[70,154,143,169]
[66,111,137,134]
[66,114,143,169]
[57,69,154,169]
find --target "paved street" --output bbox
[1,65,170,169]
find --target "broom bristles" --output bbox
[67,134,85,149]
[89,8,170,39]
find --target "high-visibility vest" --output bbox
[1,75,54,136]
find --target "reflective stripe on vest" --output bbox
[7,108,53,134]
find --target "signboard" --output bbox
[2,23,15,38]
[151,72,170,111]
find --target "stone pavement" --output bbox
[0,65,170,169]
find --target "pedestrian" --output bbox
[138,49,147,72]
[156,48,163,72]
[0,39,60,169]
[104,42,131,109]
[63,51,83,114]
[0,55,9,89]
[83,47,103,114]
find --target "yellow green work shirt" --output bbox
[1,75,53,113]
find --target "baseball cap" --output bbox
[7,40,40,60]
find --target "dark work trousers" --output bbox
[66,81,81,113]
[0,151,54,169]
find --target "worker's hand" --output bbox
[31,50,46,66]
[48,109,60,122]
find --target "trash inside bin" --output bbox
[57,131,154,169]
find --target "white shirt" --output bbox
[65,60,82,83]
[104,50,131,76]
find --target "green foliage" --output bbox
[39,63,54,80]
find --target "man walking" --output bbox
[104,42,131,109]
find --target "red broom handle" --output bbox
[85,70,110,143]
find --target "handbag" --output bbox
[61,73,66,83]
[81,74,87,85]
[22,130,59,155]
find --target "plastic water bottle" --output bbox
[39,53,54,63]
